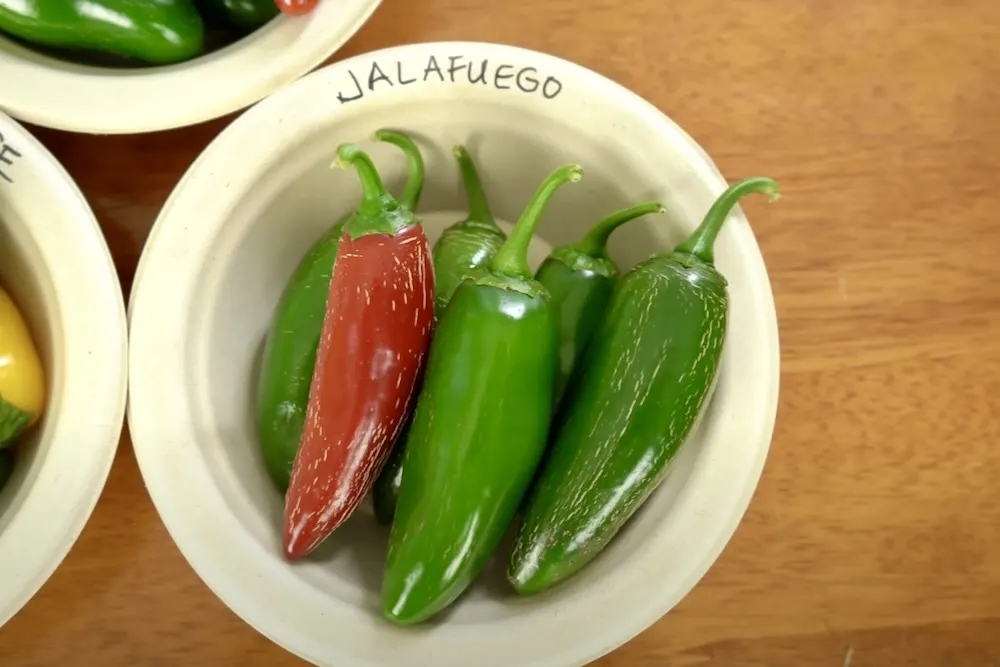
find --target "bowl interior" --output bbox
[198,106,708,615]
[129,43,778,667]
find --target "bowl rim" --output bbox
[0,0,382,135]
[127,40,780,667]
[0,111,128,628]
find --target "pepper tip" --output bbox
[750,177,781,202]
[332,143,361,170]
[372,128,400,143]
[452,145,469,160]
[282,535,304,561]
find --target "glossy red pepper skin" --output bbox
[283,145,435,560]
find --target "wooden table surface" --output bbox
[4,0,1000,665]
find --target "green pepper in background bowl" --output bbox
[0,0,206,65]
[196,0,280,32]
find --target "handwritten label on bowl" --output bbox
[335,54,564,104]
[0,132,22,184]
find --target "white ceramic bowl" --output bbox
[0,111,127,627]
[128,41,780,667]
[0,0,381,134]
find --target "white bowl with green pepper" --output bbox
[0,0,381,134]
[0,111,127,627]
[128,41,781,667]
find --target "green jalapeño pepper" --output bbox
[195,0,279,31]
[256,130,425,492]
[371,420,408,525]
[0,0,205,65]
[536,201,666,406]
[371,145,504,526]
[509,177,780,595]
[431,145,507,312]
[381,164,584,625]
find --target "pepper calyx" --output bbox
[333,143,418,240]
[548,246,618,278]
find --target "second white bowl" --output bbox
[0,111,128,627]
[128,41,780,667]
[0,0,381,134]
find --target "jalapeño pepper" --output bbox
[282,144,435,560]
[256,130,425,492]
[509,177,780,595]
[0,0,205,65]
[431,145,507,312]
[536,201,666,405]
[372,145,504,525]
[372,424,406,526]
[381,164,584,625]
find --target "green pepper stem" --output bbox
[335,144,417,239]
[374,129,425,211]
[334,144,388,201]
[454,145,499,229]
[675,177,780,264]
[570,201,666,258]
[490,164,584,279]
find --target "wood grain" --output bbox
[3,0,1000,665]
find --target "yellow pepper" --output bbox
[0,284,45,448]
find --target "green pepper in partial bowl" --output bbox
[0,0,206,66]
[195,0,279,32]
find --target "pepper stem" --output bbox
[374,129,425,211]
[334,144,417,239]
[334,144,388,201]
[454,145,499,229]
[570,201,666,258]
[674,177,780,264]
[490,164,584,279]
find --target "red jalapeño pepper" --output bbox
[275,0,317,15]
[283,143,435,560]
